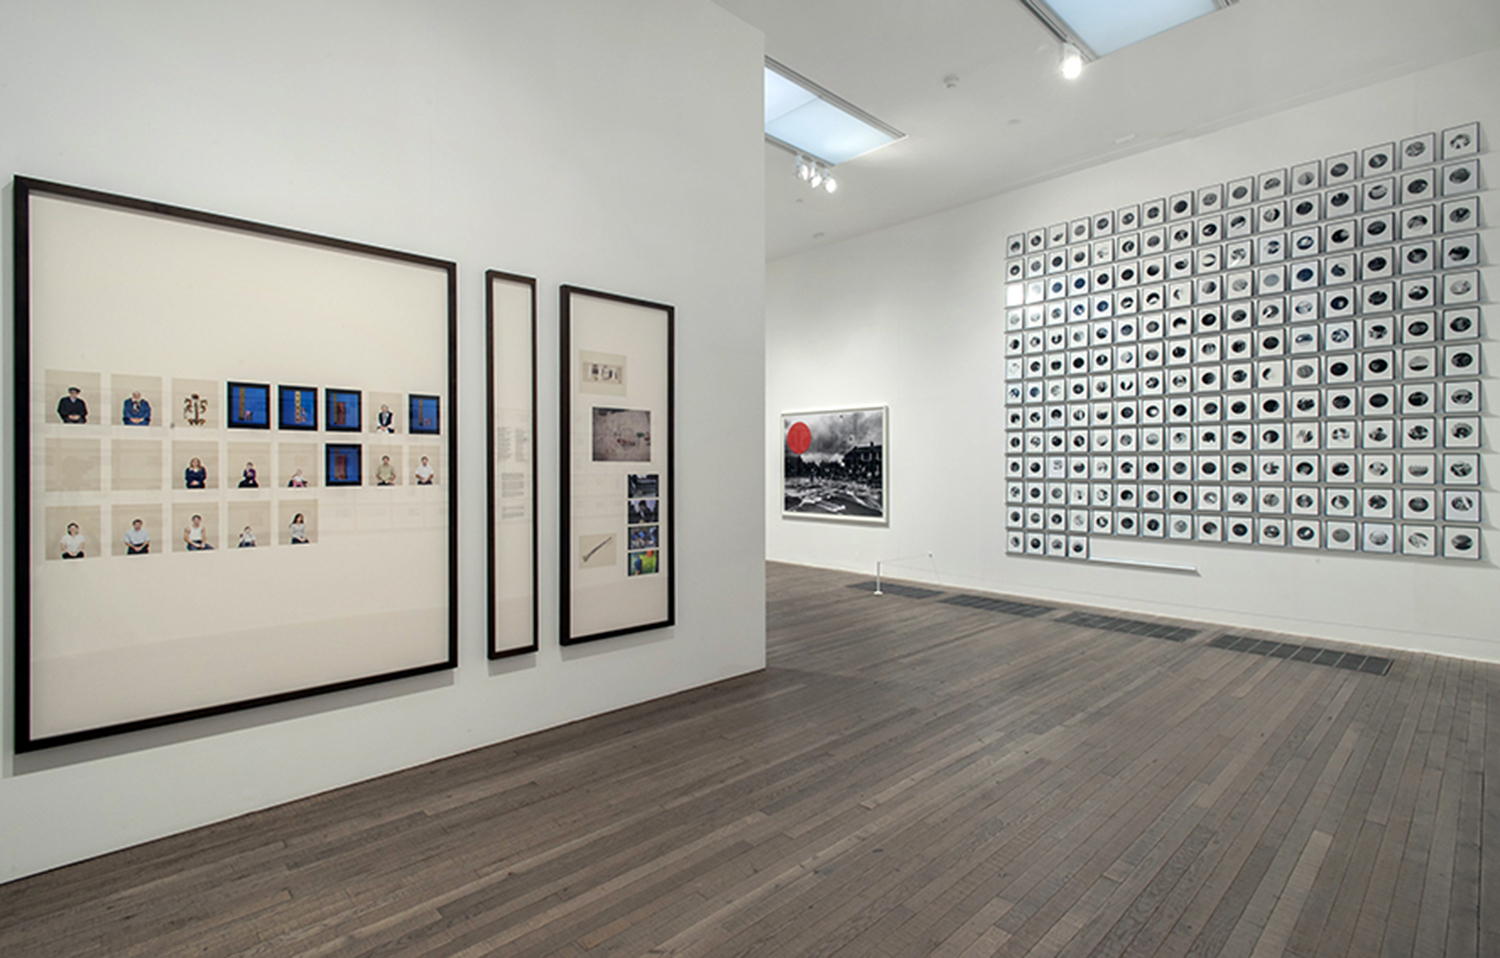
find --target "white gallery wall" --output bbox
[0,0,766,882]
[768,47,1500,662]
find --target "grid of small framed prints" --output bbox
[1004,123,1484,562]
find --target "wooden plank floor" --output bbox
[1,560,1494,957]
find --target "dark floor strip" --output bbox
[847,581,945,599]
[1209,634,1394,676]
[1056,610,1199,642]
[938,594,1056,618]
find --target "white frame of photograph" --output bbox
[559,285,675,646]
[781,406,889,524]
[13,176,459,751]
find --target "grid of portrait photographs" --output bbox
[40,375,443,558]
[17,175,457,752]
[1003,122,1485,562]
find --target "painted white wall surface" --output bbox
[0,0,766,883]
[768,48,1500,663]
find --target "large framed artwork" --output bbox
[560,285,674,645]
[1002,121,1485,562]
[13,176,458,751]
[781,406,888,523]
[487,270,538,658]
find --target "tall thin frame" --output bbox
[486,270,539,658]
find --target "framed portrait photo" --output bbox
[560,285,674,646]
[781,406,888,523]
[12,176,458,751]
[486,270,538,659]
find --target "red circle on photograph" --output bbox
[786,421,811,454]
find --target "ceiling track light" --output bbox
[792,155,839,194]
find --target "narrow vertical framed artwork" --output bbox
[486,270,538,658]
[560,285,674,645]
[13,175,458,751]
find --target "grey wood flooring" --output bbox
[2,560,1494,957]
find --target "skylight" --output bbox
[1022,0,1232,58]
[764,59,904,166]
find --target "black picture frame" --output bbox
[226,381,271,429]
[560,285,675,646]
[485,270,539,659]
[12,175,459,752]
[278,385,319,430]
[324,443,364,486]
[408,394,441,435]
[325,388,362,432]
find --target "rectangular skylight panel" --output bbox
[1045,0,1219,55]
[765,98,898,165]
[765,69,817,125]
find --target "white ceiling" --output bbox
[713,0,1500,261]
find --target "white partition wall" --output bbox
[0,0,766,882]
[768,48,1500,663]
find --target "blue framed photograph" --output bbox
[325,443,363,486]
[409,393,441,434]
[278,385,318,430]
[326,388,362,432]
[226,381,270,429]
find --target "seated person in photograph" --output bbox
[184,514,213,551]
[414,456,435,485]
[57,386,88,423]
[375,455,397,485]
[184,457,208,489]
[289,513,309,544]
[124,518,150,555]
[287,467,309,487]
[238,525,256,548]
[376,403,395,433]
[239,461,258,488]
[60,522,86,559]
[122,390,152,425]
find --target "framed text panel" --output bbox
[486,270,538,658]
[14,176,459,751]
[560,285,675,645]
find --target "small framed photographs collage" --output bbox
[560,285,675,645]
[15,175,671,751]
[16,177,457,750]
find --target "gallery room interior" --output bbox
[1,0,1498,956]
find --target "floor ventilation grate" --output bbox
[1057,611,1198,642]
[848,581,944,599]
[939,594,1055,617]
[1207,635,1393,675]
